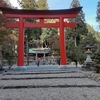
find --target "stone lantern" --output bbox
[82,41,94,70]
[85,44,93,63]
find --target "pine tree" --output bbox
[68,0,88,47]
[65,0,88,65]
[96,0,100,24]
[93,44,100,73]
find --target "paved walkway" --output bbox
[0,65,100,100]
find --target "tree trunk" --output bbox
[0,52,3,70]
[75,36,77,47]
[26,35,29,65]
[75,61,77,68]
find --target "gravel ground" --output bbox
[0,88,100,100]
[0,67,100,100]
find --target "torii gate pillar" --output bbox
[18,17,24,66]
[59,17,66,65]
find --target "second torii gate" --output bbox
[0,7,82,68]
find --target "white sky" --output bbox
[10,0,20,8]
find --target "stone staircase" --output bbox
[0,69,100,100]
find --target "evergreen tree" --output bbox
[93,0,100,73]
[93,44,100,73]
[17,0,41,47]
[96,0,100,24]
[17,0,49,46]
[68,0,88,47]
[65,0,89,64]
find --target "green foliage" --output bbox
[93,44,100,73]
[36,0,48,10]
[36,0,49,40]
[18,0,36,9]
[40,28,58,40]
[48,34,60,54]
[86,23,100,41]
[2,43,16,69]
[66,31,98,65]
[67,41,86,65]
[18,0,49,49]
[80,33,98,61]
[67,0,88,46]
[65,0,92,64]
[96,1,100,24]
[86,23,94,33]
[18,0,39,49]
[0,0,17,69]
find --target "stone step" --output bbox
[1,76,88,80]
[0,70,99,90]
[0,78,98,86]
[1,73,85,79]
[0,84,100,89]
[3,70,79,75]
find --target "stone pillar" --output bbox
[36,51,38,61]
[44,51,45,61]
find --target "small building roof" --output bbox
[29,48,50,54]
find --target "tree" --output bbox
[48,34,60,55]
[66,31,98,66]
[66,39,85,67]
[17,0,49,65]
[2,38,16,69]
[17,0,40,40]
[36,0,48,10]
[96,0,100,24]
[36,0,54,42]
[67,0,88,47]
[17,0,49,46]
[93,44,100,73]
[0,0,17,69]
[93,1,100,73]
[18,0,36,9]
[40,28,58,40]
[64,0,89,65]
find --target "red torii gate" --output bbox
[0,7,82,67]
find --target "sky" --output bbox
[10,0,99,30]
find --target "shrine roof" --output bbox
[0,6,82,15]
[29,48,50,54]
